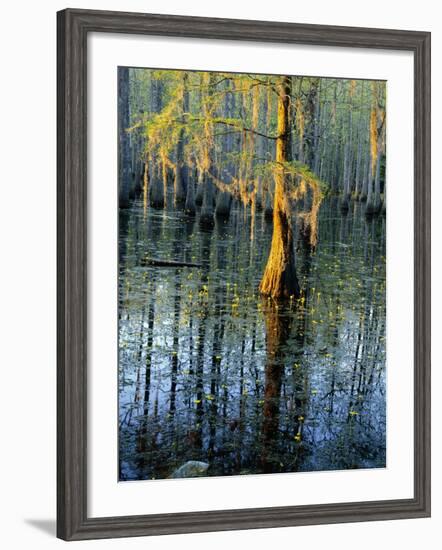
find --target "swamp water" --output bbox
[118,197,386,480]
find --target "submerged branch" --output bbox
[141,258,203,268]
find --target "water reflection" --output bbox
[118,197,386,480]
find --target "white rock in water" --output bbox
[169,461,209,479]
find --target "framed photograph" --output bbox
[57,8,431,541]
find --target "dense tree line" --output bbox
[118,68,386,298]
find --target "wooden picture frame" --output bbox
[57,8,431,541]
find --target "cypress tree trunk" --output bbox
[360,147,370,201]
[199,74,215,229]
[312,81,322,175]
[340,81,354,213]
[174,74,189,207]
[381,191,386,216]
[264,184,273,221]
[184,178,196,215]
[148,77,165,209]
[353,83,366,200]
[354,127,364,200]
[259,76,300,300]
[366,152,381,216]
[255,86,268,211]
[215,191,231,218]
[373,151,382,212]
[366,82,385,216]
[215,80,234,218]
[195,174,204,206]
[330,82,341,195]
[133,129,143,197]
[365,146,375,215]
[118,67,131,209]
[149,166,164,208]
[174,139,186,206]
[200,176,215,229]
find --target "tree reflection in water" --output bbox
[118,197,386,480]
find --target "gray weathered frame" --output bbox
[57,8,431,541]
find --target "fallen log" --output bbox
[141,257,202,268]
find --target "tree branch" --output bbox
[188,115,278,140]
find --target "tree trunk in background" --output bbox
[312,80,322,175]
[133,130,143,197]
[373,152,382,212]
[293,77,304,163]
[215,191,231,218]
[264,185,273,221]
[195,171,204,206]
[174,132,186,206]
[381,180,386,215]
[200,74,216,229]
[365,150,374,212]
[354,82,366,200]
[184,176,196,215]
[366,152,382,216]
[259,76,300,300]
[195,79,205,208]
[128,73,142,200]
[216,80,235,218]
[174,73,189,207]
[340,81,355,213]
[360,146,370,201]
[255,85,268,210]
[200,175,215,228]
[149,169,165,208]
[148,77,165,209]
[330,81,340,195]
[366,82,385,217]
[118,67,131,209]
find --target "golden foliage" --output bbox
[369,81,386,178]
[291,171,323,248]
[138,70,326,245]
[259,160,325,248]
[266,84,272,128]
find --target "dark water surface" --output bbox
[118,196,386,480]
